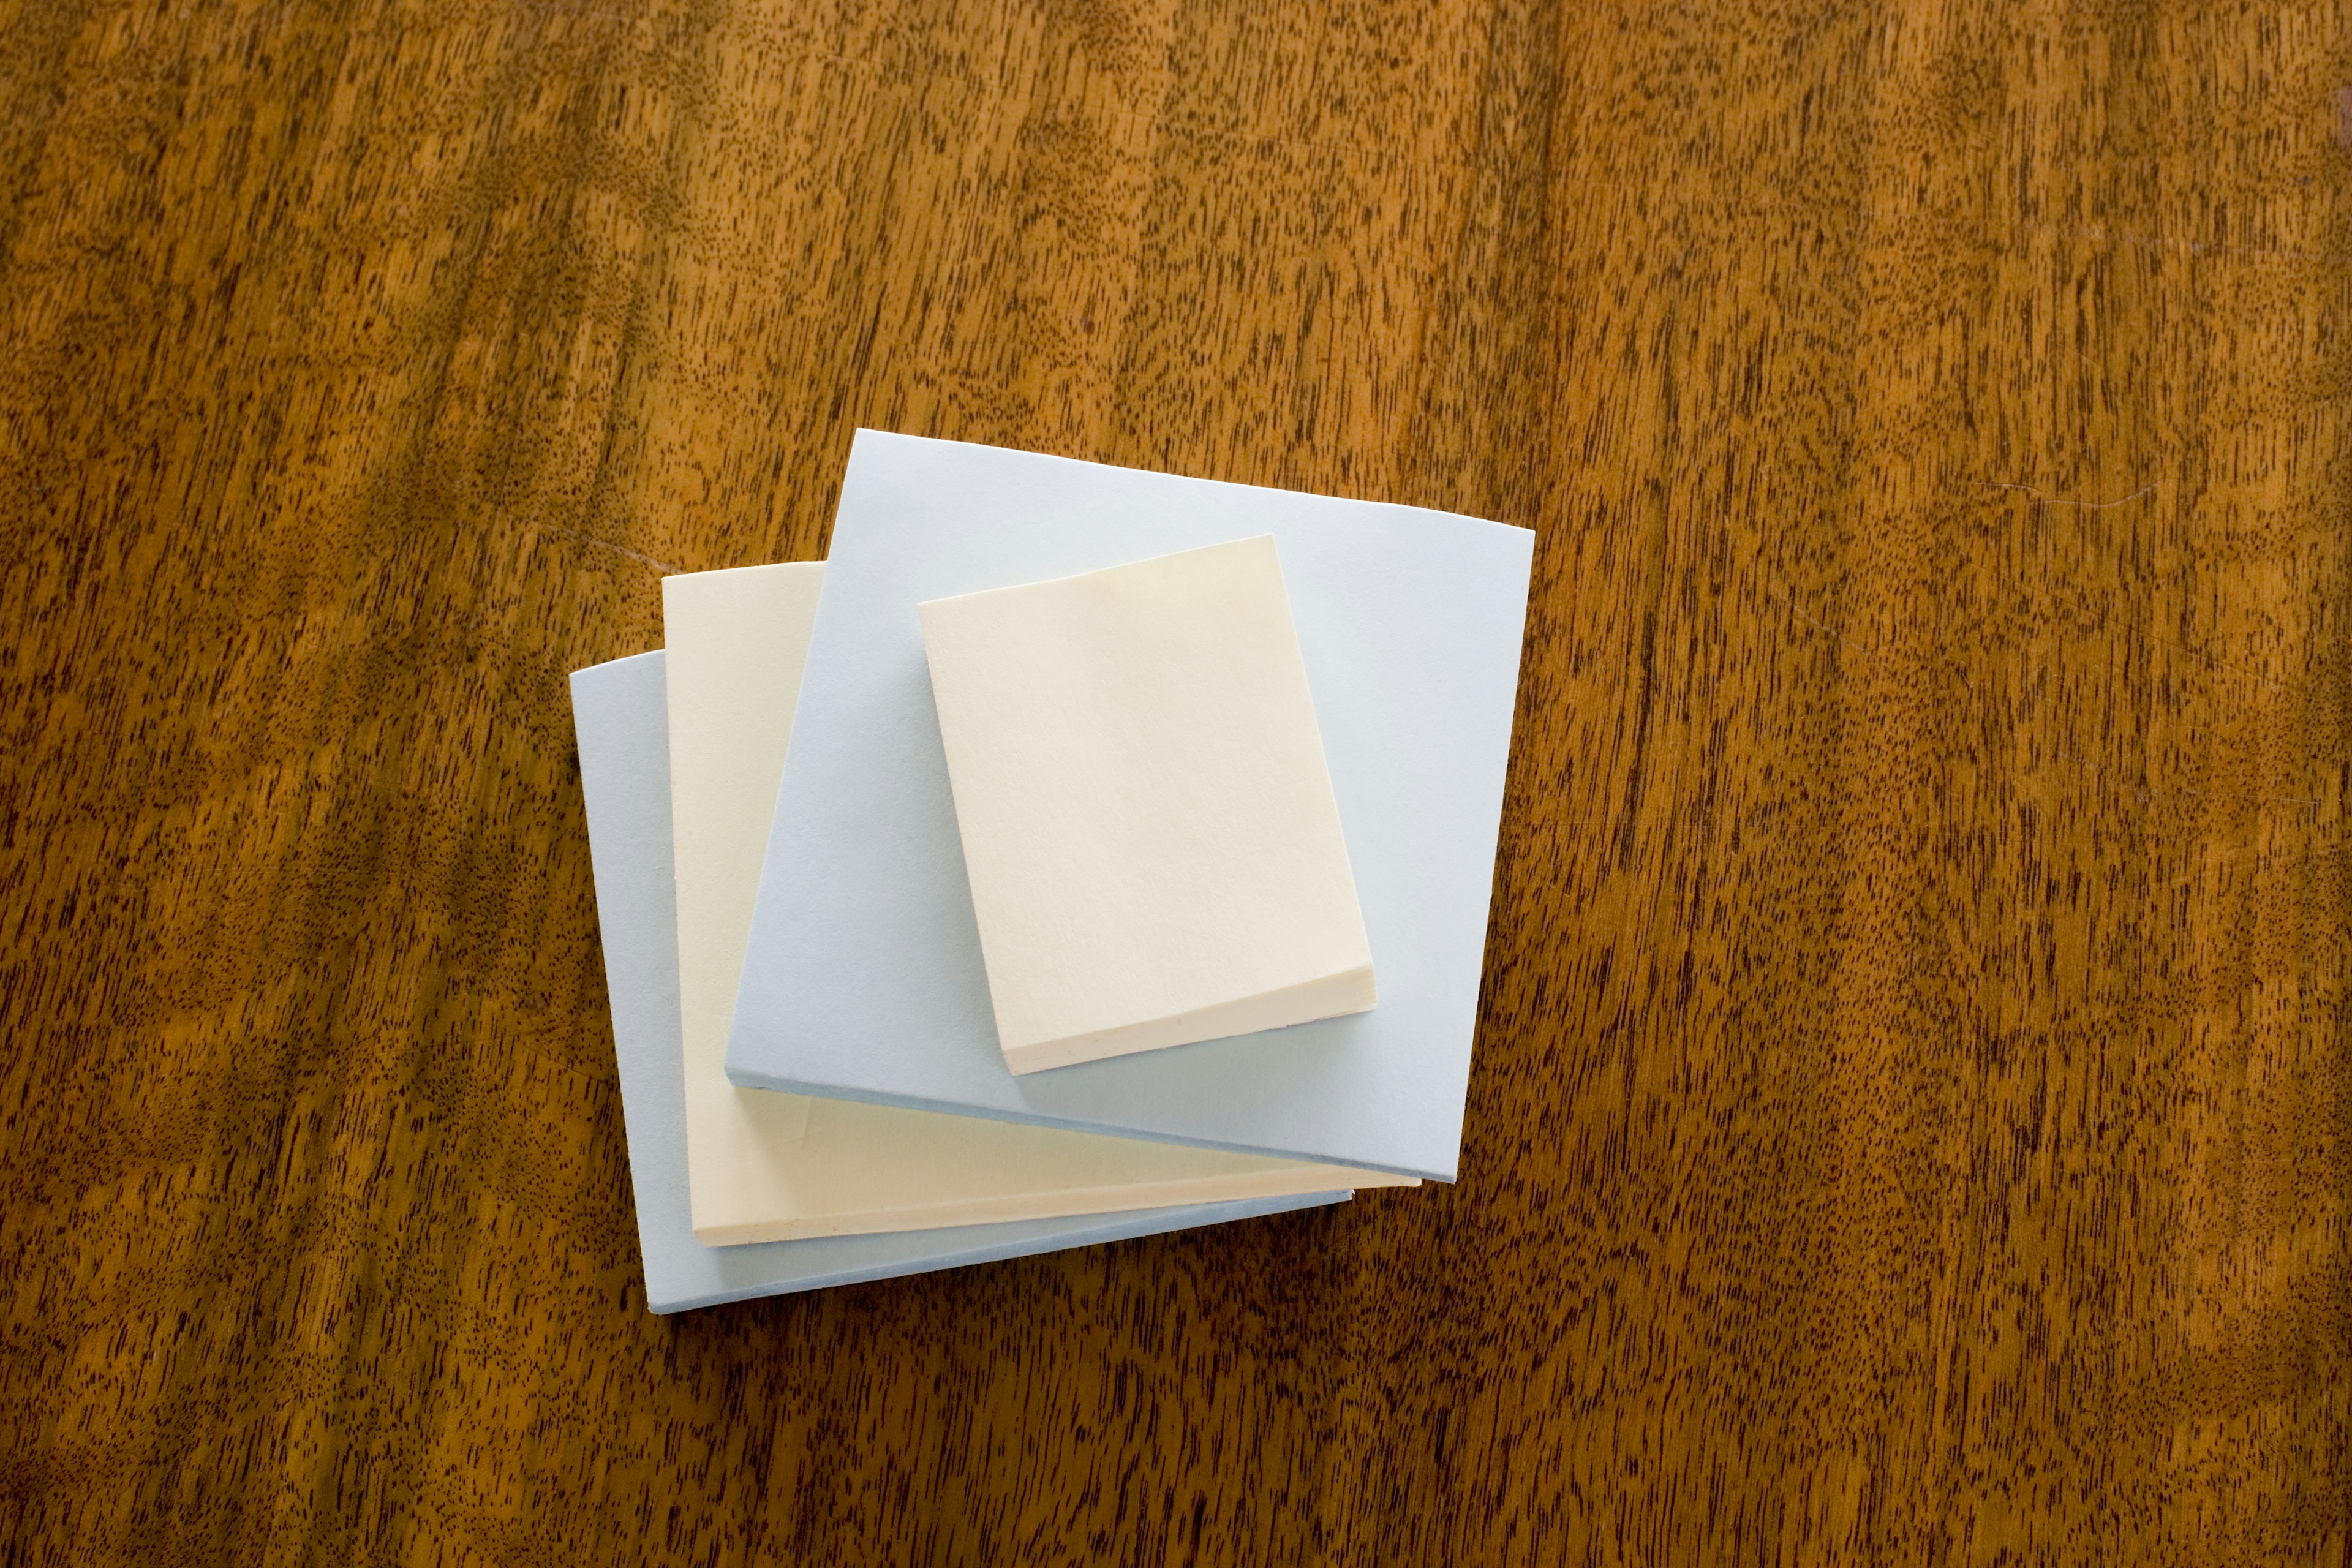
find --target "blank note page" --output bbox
[919,537,1374,1074]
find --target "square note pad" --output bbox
[728,432,1534,1182]
[919,536,1376,1074]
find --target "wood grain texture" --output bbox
[1,0,2346,1561]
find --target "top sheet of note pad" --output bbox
[728,431,1534,1182]
[919,535,1376,1074]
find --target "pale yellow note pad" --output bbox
[918,536,1377,1074]
[663,562,1410,1246]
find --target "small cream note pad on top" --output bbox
[919,535,1376,1075]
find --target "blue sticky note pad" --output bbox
[728,434,1534,1182]
[571,649,1350,1314]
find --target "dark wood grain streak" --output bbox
[1,0,2346,1561]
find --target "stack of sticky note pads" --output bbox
[572,432,1532,1312]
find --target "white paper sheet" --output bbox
[729,432,1534,1182]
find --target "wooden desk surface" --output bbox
[2,1,2345,1561]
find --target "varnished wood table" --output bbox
[3,1,2345,1561]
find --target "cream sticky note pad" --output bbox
[919,537,1375,1074]
[728,432,1534,1183]
[662,563,1407,1247]
[570,648,1353,1313]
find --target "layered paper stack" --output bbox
[572,433,1532,1313]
